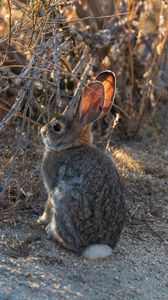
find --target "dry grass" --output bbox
[113,149,142,172]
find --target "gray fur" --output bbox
[40,72,125,257]
[40,116,126,256]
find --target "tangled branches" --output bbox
[0,0,168,199]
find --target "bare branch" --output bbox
[0,79,33,132]
[65,54,96,115]
[53,12,61,110]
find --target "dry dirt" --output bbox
[0,107,168,300]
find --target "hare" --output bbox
[39,71,126,259]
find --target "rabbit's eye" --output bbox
[53,123,62,132]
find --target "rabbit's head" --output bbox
[41,71,116,151]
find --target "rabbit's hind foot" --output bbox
[46,215,57,240]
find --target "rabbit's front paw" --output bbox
[46,216,57,240]
[37,212,48,224]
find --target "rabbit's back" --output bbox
[42,146,125,253]
[42,145,121,194]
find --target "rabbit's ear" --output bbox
[96,70,116,116]
[79,81,105,125]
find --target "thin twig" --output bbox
[106,113,120,151]
[66,54,95,114]
[0,79,33,132]
[143,220,166,243]
[60,12,131,23]
[53,12,61,111]
[7,0,12,46]
[0,99,41,127]
[0,81,34,200]
[72,47,88,76]
[0,32,49,132]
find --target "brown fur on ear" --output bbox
[96,70,116,116]
[79,81,105,125]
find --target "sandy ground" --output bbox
[0,108,168,300]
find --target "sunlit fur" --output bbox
[41,115,93,152]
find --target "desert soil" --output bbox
[0,106,168,300]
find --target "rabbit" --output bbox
[39,70,126,259]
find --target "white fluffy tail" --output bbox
[82,244,112,259]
